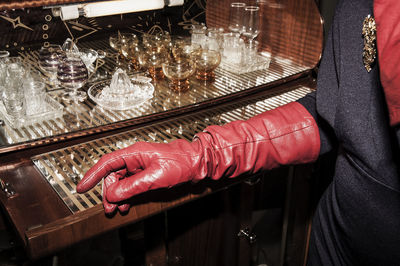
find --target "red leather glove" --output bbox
[77,102,320,213]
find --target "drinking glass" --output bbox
[162,58,195,92]
[24,81,46,115]
[138,46,168,80]
[221,32,244,64]
[57,55,89,102]
[242,6,260,43]
[2,58,26,117]
[0,50,9,93]
[191,24,207,48]
[194,49,221,81]
[229,2,246,34]
[109,33,138,61]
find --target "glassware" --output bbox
[229,2,246,34]
[162,58,195,92]
[191,24,207,48]
[0,51,9,58]
[172,41,202,61]
[24,81,46,115]
[88,68,154,110]
[221,32,245,65]
[142,32,171,51]
[57,54,89,102]
[2,58,27,117]
[138,46,168,80]
[194,49,221,81]
[242,6,260,44]
[121,41,141,70]
[39,44,65,84]
[62,38,79,55]
[79,48,98,72]
[205,27,224,51]
[109,32,139,62]
[0,50,9,93]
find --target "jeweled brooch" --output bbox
[362,15,376,72]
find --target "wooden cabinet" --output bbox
[0,0,323,264]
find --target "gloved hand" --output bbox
[77,102,320,213]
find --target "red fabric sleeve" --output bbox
[374,0,400,126]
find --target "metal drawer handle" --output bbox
[0,178,15,198]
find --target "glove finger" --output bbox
[103,175,117,214]
[77,148,140,193]
[117,203,130,213]
[102,170,127,214]
[106,163,169,202]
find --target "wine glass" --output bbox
[229,2,246,34]
[57,54,89,102]
[242,6,260,44]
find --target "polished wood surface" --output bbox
[0,0,97,10]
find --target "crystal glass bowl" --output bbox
[194,49,221,81]
[162,58,195,92]
[138,47,168,80]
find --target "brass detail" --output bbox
[0,15,33,31]
[362,15,377,72]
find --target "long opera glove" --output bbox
[76,102,320,213]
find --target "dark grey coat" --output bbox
[298,0,400,264]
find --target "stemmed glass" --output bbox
[242,6,260,44]
[229,2,246,34]
[57,54,89,102]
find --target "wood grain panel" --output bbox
[0,0,97,10]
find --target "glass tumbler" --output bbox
[2,60,26,117]
[0,50,9,95]
[229,2,246,34]
[24,81,46,115]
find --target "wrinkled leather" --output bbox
[77,102,320,213]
